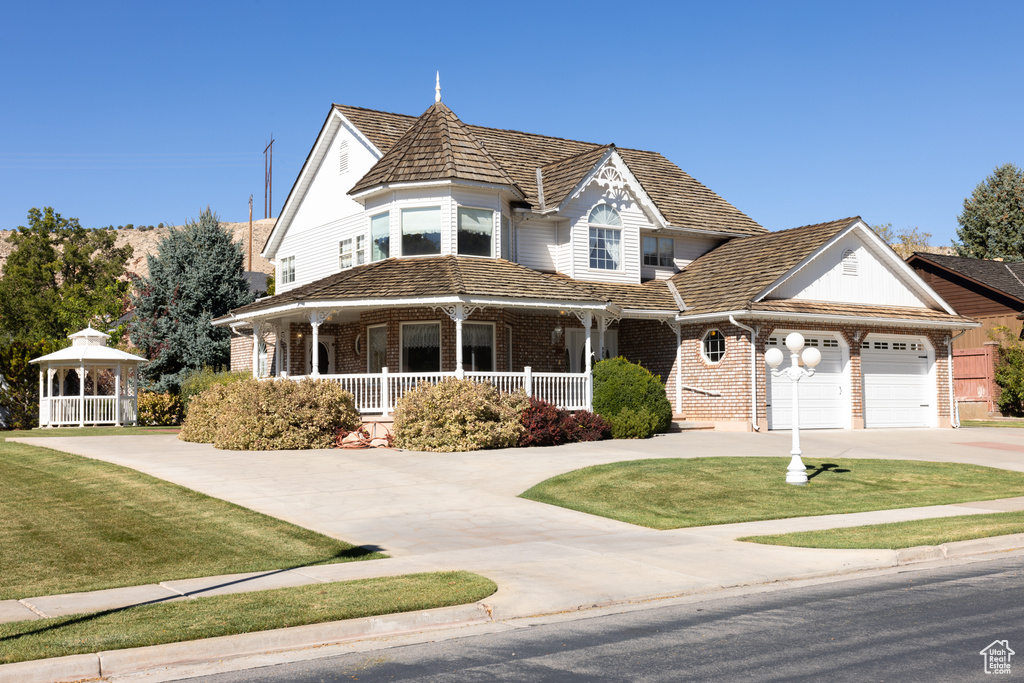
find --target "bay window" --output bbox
[371,212,390,261]
[401,322,441,371]
[401,207,441,256]
[458,208,494,257]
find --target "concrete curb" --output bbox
[0,603,491,683]
[895,533,1024,565]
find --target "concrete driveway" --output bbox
[13,428,1024,617]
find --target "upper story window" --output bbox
[401,207,441,256]
[588,204,622,270]
[643,236,674,267]
[339,235,366,269]
[371,212,390,261]
[458,208,494,257]
[280,256,295,284]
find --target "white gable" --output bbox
[767,230,931,308]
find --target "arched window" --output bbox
[588,204,622,270]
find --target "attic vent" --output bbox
[339,140,349,175]
[842,249,858,276]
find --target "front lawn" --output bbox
[520,457,1024,529]
[961,420,1024,429]
[0,571,496,665]
[739,510,1024,549]
[0,439,383,600]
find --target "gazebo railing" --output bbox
[41,396,137,427]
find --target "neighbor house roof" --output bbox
[334,104,764,237]
[672,217,859,315]
[907,252,1024,304]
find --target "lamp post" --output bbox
[765,332,822,485]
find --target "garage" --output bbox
[766,333,846,430]
[861,335,933,428]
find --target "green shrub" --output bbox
[592,357,672,438]
[136,391,183,426]
[179,368,250,415]
[179,379,359,450]
[393,378,527,452]
[607,406,663,439]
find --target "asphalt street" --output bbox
[178,555,1024,682]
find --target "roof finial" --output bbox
[435,71,441,103]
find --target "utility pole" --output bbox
[264,135,275,219]
[248,194,254,271]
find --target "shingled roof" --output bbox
[908,252,1024,304]
[672,217,859,315]
[334,104,764,237]
[349,102,520,195]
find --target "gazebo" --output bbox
[31,327,147,428]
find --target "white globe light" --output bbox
[765,347,784,368]
[785,332,805,354]
[801,346,822,368]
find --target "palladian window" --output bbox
[588,204,622,270]
[458,208,494,257]
[401,207,441,256]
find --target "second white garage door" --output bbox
[767,334,846,430]
[861,336,933,428]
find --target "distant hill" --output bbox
[0,218,277,279]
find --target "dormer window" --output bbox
[401,207,441,256]
[458,208,494,257]
[588,204,622,271]
[643,236,674,267]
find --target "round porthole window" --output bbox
[702,329,725,363]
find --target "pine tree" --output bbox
[954,163,1024,260]
[128,208,253,393]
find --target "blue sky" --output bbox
[2,1,1021,248]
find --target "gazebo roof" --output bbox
[31,327,147,366]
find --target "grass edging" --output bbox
[738,510,1024,549]
[0,571,497,666]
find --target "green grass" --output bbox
[0,571,496,665]
[2,426,180,438]
[520,457,1024,529]
[739,510,1024,549]
[0,439,383,600]
[961,420,1024,429]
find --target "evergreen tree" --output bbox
[0,207,133,342]
[128,208,253,393]
[954,163,1024,260]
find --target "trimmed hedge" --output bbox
[592,357,672,439]
[136,391,183,426]
[393,378,528,452]
[179,378,359,450]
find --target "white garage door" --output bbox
[767,334,846,430]
[862,336,932,428]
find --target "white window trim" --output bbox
[279,256,296,284]
[370,211,390,262]
[642,235,674,268]
[399,321,442,372]
[462,321,496,372]
[701,329,726,364]
[400,206,443,258]
[588,203,624,271]
[339,235,366,270]
[366,324,387,373]
[456,206,496,258]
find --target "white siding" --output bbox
[517,218,557,272]
[563,182,653,284]
[769,232,930,308]
[277,213,364,290]
[556,221,572,275]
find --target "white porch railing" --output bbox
[40,396,137,426]
[301,367,590,415]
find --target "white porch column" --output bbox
[272,324,282,376]
[115,363,122,427]
[673,323,682,414]
[252,322,261,379]
[38,369,44,428]
[78,364,85,427]
[453,303,465,378]
[583,311,593,410]
[307,311,330,377]
[598,315,606,361]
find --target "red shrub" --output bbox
[518,398,611,447]
[567,410,612,442]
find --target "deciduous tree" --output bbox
[871,223,933,259]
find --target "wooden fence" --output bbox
[953,344,998,413]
